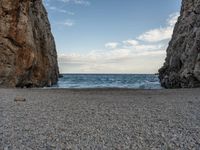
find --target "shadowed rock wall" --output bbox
[159,0,200,88]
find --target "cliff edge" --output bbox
[0,0,59,87]
[159,0,200,88]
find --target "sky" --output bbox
[43,0,182,74]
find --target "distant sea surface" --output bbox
[52,74,162,89]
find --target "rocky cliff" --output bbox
[0,0,59,87]
[159,0,200,88]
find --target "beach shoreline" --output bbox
[1,88,200,149]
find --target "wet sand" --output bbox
[0,88,200,149]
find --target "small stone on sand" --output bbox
[14,96,26,102]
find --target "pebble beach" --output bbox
[0,88,200,149]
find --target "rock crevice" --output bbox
[0,0,59,87]
[159,0,200,88]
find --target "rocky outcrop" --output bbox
[159,0,200,88]
[0,0,59,87]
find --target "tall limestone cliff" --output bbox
[159,0,200,88]
[0,0,59,87]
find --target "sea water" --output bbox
[53,74,161,89]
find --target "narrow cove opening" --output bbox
[43,0,182,89]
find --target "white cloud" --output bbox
[105,42,119,49]
[63,20,74,26]
[137,27,174,43]
[167,12,179,26]
[58,40,166,73]
[58,12,178,73]
[137,12,179,42]
[56,19,75,27]
[123,40,139,46]
[66,11,75,15]
[58,47,166,73]
[48,6,75,15]
[60,0,90,6]
[44,0,90,7]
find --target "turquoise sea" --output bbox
[53,74,161,89]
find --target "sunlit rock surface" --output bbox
[0,0,59,87]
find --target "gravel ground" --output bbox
[0,88,200,149]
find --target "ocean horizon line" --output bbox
[60,73,159,75]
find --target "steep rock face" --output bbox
[0,0,59,87]
[159,0,200,88]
